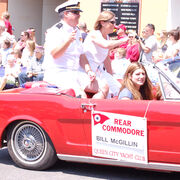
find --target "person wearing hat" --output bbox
[109,24,128,60]
[18,46,45,86]
[43,0,109,98]
[115,24,128,49]
[27,27,36,43]
[126,30,140,62]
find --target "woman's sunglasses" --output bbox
[104,20,116,25]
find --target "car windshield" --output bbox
[159,73,180,100]
[167,60,180,79]
[156,59,180,100]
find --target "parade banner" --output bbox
[92,111,147,163]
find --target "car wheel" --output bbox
[7,121,57,170]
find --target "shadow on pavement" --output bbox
[47,159,180,180]
[0,148,14,165]
[1,148,180,179]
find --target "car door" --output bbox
[52,96,90,156]
[82,98,150,159]
[147,100,180,164]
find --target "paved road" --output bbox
[0,148,180,180]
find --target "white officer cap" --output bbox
[55,0,82,14]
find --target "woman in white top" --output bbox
[83,11,128,97]
[164,29,179,59]
[21,40,35,67]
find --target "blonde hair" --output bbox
[94,11,115,30]
[26,40,35,57]
[119,62,153,100]
[13,49,22,58]
[2,12,10,20]
[115,48,126,58]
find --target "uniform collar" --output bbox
[61,20,77,32]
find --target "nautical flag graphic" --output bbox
[93,113,110,125]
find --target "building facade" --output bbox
[0,0,180,44]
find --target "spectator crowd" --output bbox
[0,12,44,90]
[0,5,179,99]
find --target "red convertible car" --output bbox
[0,59,179,171]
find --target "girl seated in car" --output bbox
[118,62,154,100]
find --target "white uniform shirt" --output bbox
[44,20,83,71]
[43,20,90,93]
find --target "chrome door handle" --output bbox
[81,103,96,112]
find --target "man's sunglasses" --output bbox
[69,11,80,15]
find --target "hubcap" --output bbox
[13,124,46,162]
[23,135,36,151]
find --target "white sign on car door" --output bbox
[92,111,148,164]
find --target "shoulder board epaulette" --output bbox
[56,23,63,29]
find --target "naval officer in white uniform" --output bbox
[43,0,109,98]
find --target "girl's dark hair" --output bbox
[168,29,179,41]
[24,31,30,39]
[4,39,11,48]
